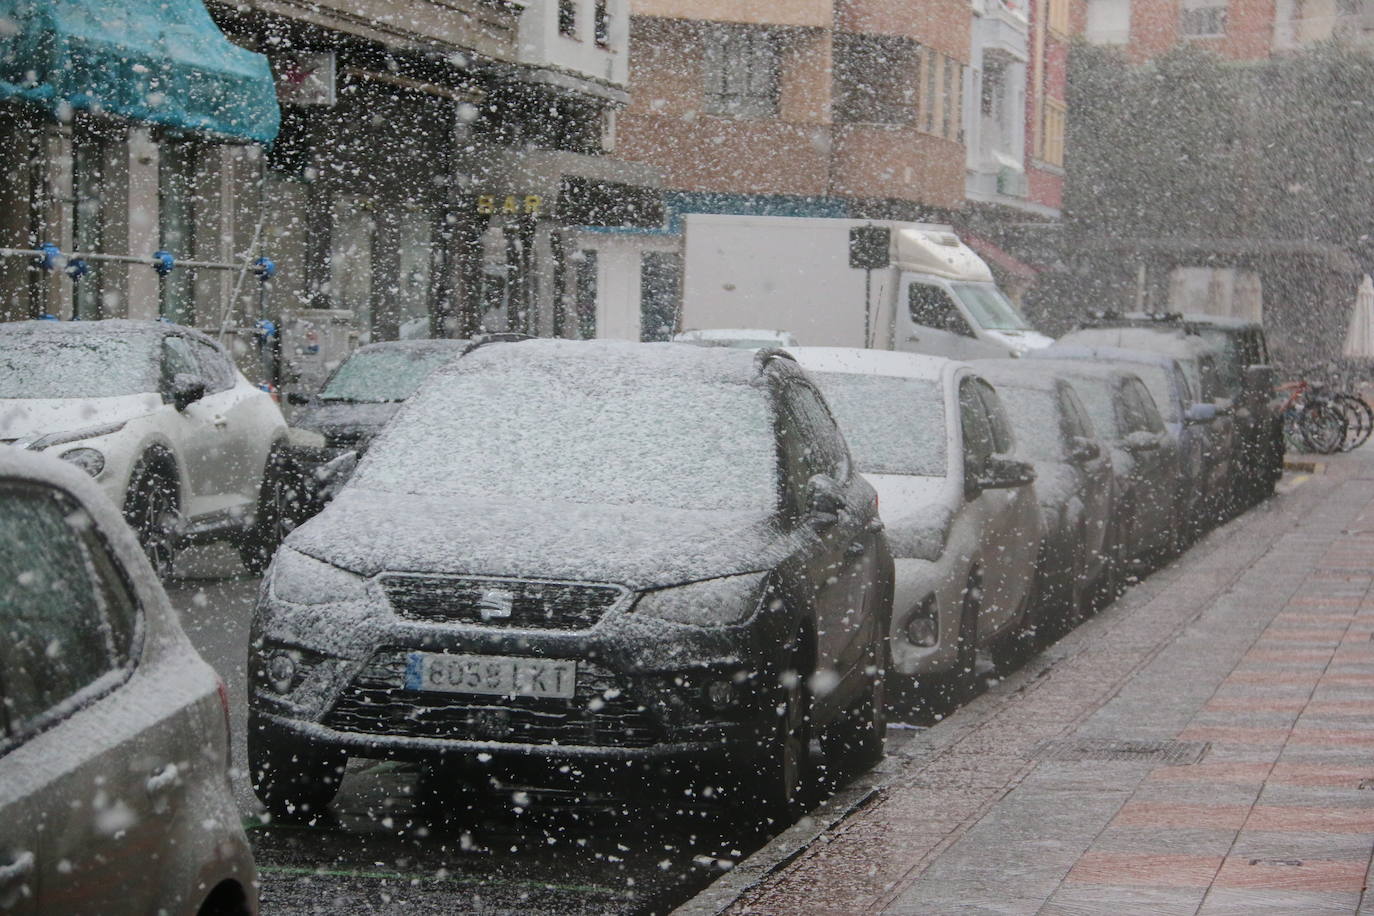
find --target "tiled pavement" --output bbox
[712,452,1374,915]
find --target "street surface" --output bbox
[683,450,1374,915]
[167,555,924,914]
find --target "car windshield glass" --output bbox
[993,386,1065,461]
[950,283,1032,331]
[355,367,778,512]
[0,333,159,398]
[320,348,459,403]
[808,372,946,477]
[1131,365,1180,422]
[1198,329,1242,392]
[1068,380,1121,439]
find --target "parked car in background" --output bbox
[0,449,257,915]
[249,339,892,826]
[786,347,1040,704]
[1058,326,1235,524]
[0,319,290,575]
[672,328,800,349]
[1036,344,1220,542]
[1077,312,1283,506]
[1024,359,1183,578]
[972,360,1114,631]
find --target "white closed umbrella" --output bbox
[1343,275,1374,359]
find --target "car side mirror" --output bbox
[1184,402,1218,425]
[973,455,1036,492]
[1244,364,1276,392]
[1069,437,1100,463]
[805,474,845,528]
[1124,430,1161,452]
[169,373,206,411]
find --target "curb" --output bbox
[1283,457,1325,473]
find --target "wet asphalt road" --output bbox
[166,546,924,915]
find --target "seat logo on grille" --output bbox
[478,588,516,620]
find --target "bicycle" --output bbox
[1277,379,1347,454]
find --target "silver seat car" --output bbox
[0,449,257,916]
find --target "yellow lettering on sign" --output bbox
[524,195,542,215]
[502,195,519,214]
[476,195,495,215]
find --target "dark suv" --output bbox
[1078,312,1283,506]
[248,339,893,824]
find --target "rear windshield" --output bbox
[992,386,1064,461]
[321,348,460,403]
[355,366,779,512]
[0,332,160,398]
[808,372,946,477]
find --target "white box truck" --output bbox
[681,214,1053,358]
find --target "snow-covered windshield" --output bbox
[993,386,1065,461]
[951,283,1032,331]
[0,332,160,398]
[808,372,946,477]
[354,363,779,512]
[320,347,459,403]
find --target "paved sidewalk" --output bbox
[686,451,1374,915]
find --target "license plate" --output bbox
[404,652,577,699]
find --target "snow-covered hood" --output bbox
[286,489,798,590]
[985,328,1055,356]
[0,394,161,442]
[292,401,401,446]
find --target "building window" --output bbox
[1085,0,1131,43]
[1049,0,1072,34]
[72,135,104,321]
[574,249,597,339]
[703,25,779,118]
[923,51,940,134]
[835,33,921,125]
[158,142,197,326]
[559,0,577,37]
[1180,0,1226,37]
[594,0,609,46]
[1041,98,1067,167]
[943,60,962,141]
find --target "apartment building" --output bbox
[1082,0,1374,58]
[601,0,970,341]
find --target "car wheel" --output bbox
[123,457,178,579]
[820,628,888,772]
[238,444,293,575]
[743,639,813,827]
[248,713,346,819]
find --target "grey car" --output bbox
[0,448,257,915]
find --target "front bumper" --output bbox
[888,557,960,678]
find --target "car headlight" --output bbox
[634,572,771,627]
[885,507,952,561]
[59,446,104,477]
[269,548,366,605]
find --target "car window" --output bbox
[0,483,139,748]
[161,336,200,389]
[991,384,1064,462]
[1123,379,1165,434]
[959,378,994,478]
[776,399,811,521]
[189,338,236,394]
[782,379,851,482]
[909,283,974,337]
[1061,386,1098,440]
[974,380,1015,454]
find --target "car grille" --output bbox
[381,574,626,631]
[323,649,661,748]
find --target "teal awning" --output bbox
[0,0,279,144]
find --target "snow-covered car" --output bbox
[1023,359,1183,578]
[787,347,1041,704]
[248,339,893,825]
[0,448,257,915]
[1035,344,1221,543]
[973,360,1114,631]
[672,328,800,349]
[0,319,290,576]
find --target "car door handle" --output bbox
[0,851,34,884]
[146,762,180,796]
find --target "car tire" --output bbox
[123,456,178,579]
[248,713,346,819]
[741,638,813,828]
[820,629,888,772]
[238,443,293,575]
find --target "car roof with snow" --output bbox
[0,317,221,349]
[1058,326,1212,362]
[785,346,956,383]
[1036,343,1184,372]
[446,337,793,387]
[969,358,1066,391]
[352,338,469,355]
